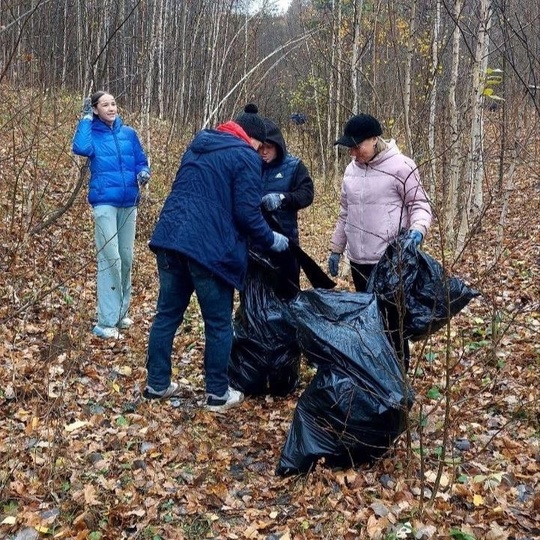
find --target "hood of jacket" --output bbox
[187,124,255,155]
[217,121,252,144]
[263,118,287,161]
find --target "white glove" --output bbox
[270,232,289,252]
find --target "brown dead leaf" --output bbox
[485,521,510,540]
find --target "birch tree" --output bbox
[402,0,416,156]
[331,0,343,180]
[142,0,164,149]
[351,0,364,114]
[457,0,493,252]
[427,0,441,199]
[445,0,464,246]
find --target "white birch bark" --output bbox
[327,0,337,153]
[402,0,416,156]
[446,0,463,246]
[142,0,164,151]
[351,0,364,114]
[332,0,343,181]
[457,0,492,252]
[427,0,441,199]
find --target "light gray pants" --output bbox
[93,205,137,328]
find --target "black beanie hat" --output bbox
[334,114,383,147]
[235,103,266,143]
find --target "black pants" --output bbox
[350,261,410,371]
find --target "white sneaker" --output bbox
[117,317,134,329]
[143,382,183,400]
[93,326,121,339]
[206,387,244,412]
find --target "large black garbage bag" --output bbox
[276,289,413,476]
[229,255,300,397]
[367,234,480,341]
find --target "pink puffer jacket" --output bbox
[330,140,432,264]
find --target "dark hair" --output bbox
[90,91,109,107]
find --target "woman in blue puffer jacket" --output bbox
[72,91,150,339]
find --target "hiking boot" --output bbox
[206,387,244,412]
[143,382,182,400]
[118,317,134,329]
[93,326,121,339]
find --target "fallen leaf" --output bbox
[64,420,88,432]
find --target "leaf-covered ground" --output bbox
[0,103,539,540]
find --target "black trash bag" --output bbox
[229,254,301,397]
[367,233,480,341]
[276,289,413,476]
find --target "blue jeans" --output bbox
[146,249,234,396]
[93,205,137,327]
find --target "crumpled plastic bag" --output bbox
[276,289,413,476]
[367,233,480,341]
[229,255,300,397]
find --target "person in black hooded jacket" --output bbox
[258,118,314,299]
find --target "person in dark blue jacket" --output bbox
[72,91,150,340]
[258,117,314,299]
[143,104,289,412]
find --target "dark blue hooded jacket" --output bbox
[149,125,275,290]
[261,118,314,242]
[72,116,150,208]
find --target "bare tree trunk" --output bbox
[457,0,492,252]
[446,0,463,247]
[142,0,164,150]
[402,0,416,156]
[30,163,88,235]
[327,0,337,152]
[332,0,343,181]
[304,39,328,185]
[62,0,69,85]
[351,0,364,113]
[427,0,441,199]
[203,3,222,122]
[495,107,523,260]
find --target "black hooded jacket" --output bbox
[262,118,314,241]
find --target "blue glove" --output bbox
[270,232,289,252]
[262,193,283,211]
[405,229,423,248]
[328,252,341,277]
[82,97,93,120]
[137,171,150,186]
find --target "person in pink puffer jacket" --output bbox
[328,113,432,367]
[328,113,432,289]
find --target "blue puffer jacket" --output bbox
[149,125,275,290]
[72,116,150,207]
[262,118,314,242]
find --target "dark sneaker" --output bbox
[206,387,244,412]
[143,382,182,400]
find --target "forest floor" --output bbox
[0,113,539,540]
